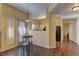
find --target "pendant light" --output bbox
[72,6,79,11]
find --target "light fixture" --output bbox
[25,4,31,23]
[37,16,46,19]
[72,6,79,11]
[25,20,30,22]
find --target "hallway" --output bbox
[0,40,79,56]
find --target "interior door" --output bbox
[56,26,61,41]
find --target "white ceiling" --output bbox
[53,3,79,16]
[8,3,57,19]
[8,3,79,19]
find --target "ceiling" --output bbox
[53,3,79,16]
[8,3,57,19]
[8,3,79,19]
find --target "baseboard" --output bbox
[32,43,51,49]
[70,40,78,46]
[33,43,56,49]
[0,45,19,55]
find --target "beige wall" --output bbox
[29,19,50,48]
[29,13,62,48]
[0,4,63,49]
[0,4,2,49]
[75,18,79,45]
[56,16,63,42]
[63,24,69,36]
[1,4,28,20]
[30,11,62,48]
[63,19,76,43]
[69,22,76,42]
[49,13,62,48]
[49,13,56,48]
[56,16,62,26]
[0,4,28,51]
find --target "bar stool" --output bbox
[23,35,33,56]
[20,39,28,56]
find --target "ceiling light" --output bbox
[25,20,30,22]
[72,6,79,11]
[37,16,46,19]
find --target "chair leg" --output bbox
[26,45,30,56]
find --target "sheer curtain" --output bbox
[18,21,26,42]
[7,16,14,45]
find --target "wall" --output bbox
[76,18,79,45]
[1,4,28,20]
[29,12,62,48]
[29,19,50,48]
[63,24,69,37]
[56,16,63,43]
[0,4,2,49]
[69,22,76,42]
[49,13,62,48]
[61,12,79,45]
[49,13,56,48]
[63,19,76,43]
[56,16,62,26]
[0,4,28,51]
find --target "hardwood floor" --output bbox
[0,40,79,56]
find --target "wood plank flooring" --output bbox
[0,40,79,56]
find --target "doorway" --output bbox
[56,26,61,48]
[56,26,61,41]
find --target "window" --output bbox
[18,20,26,42]
[7,16,14,45]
